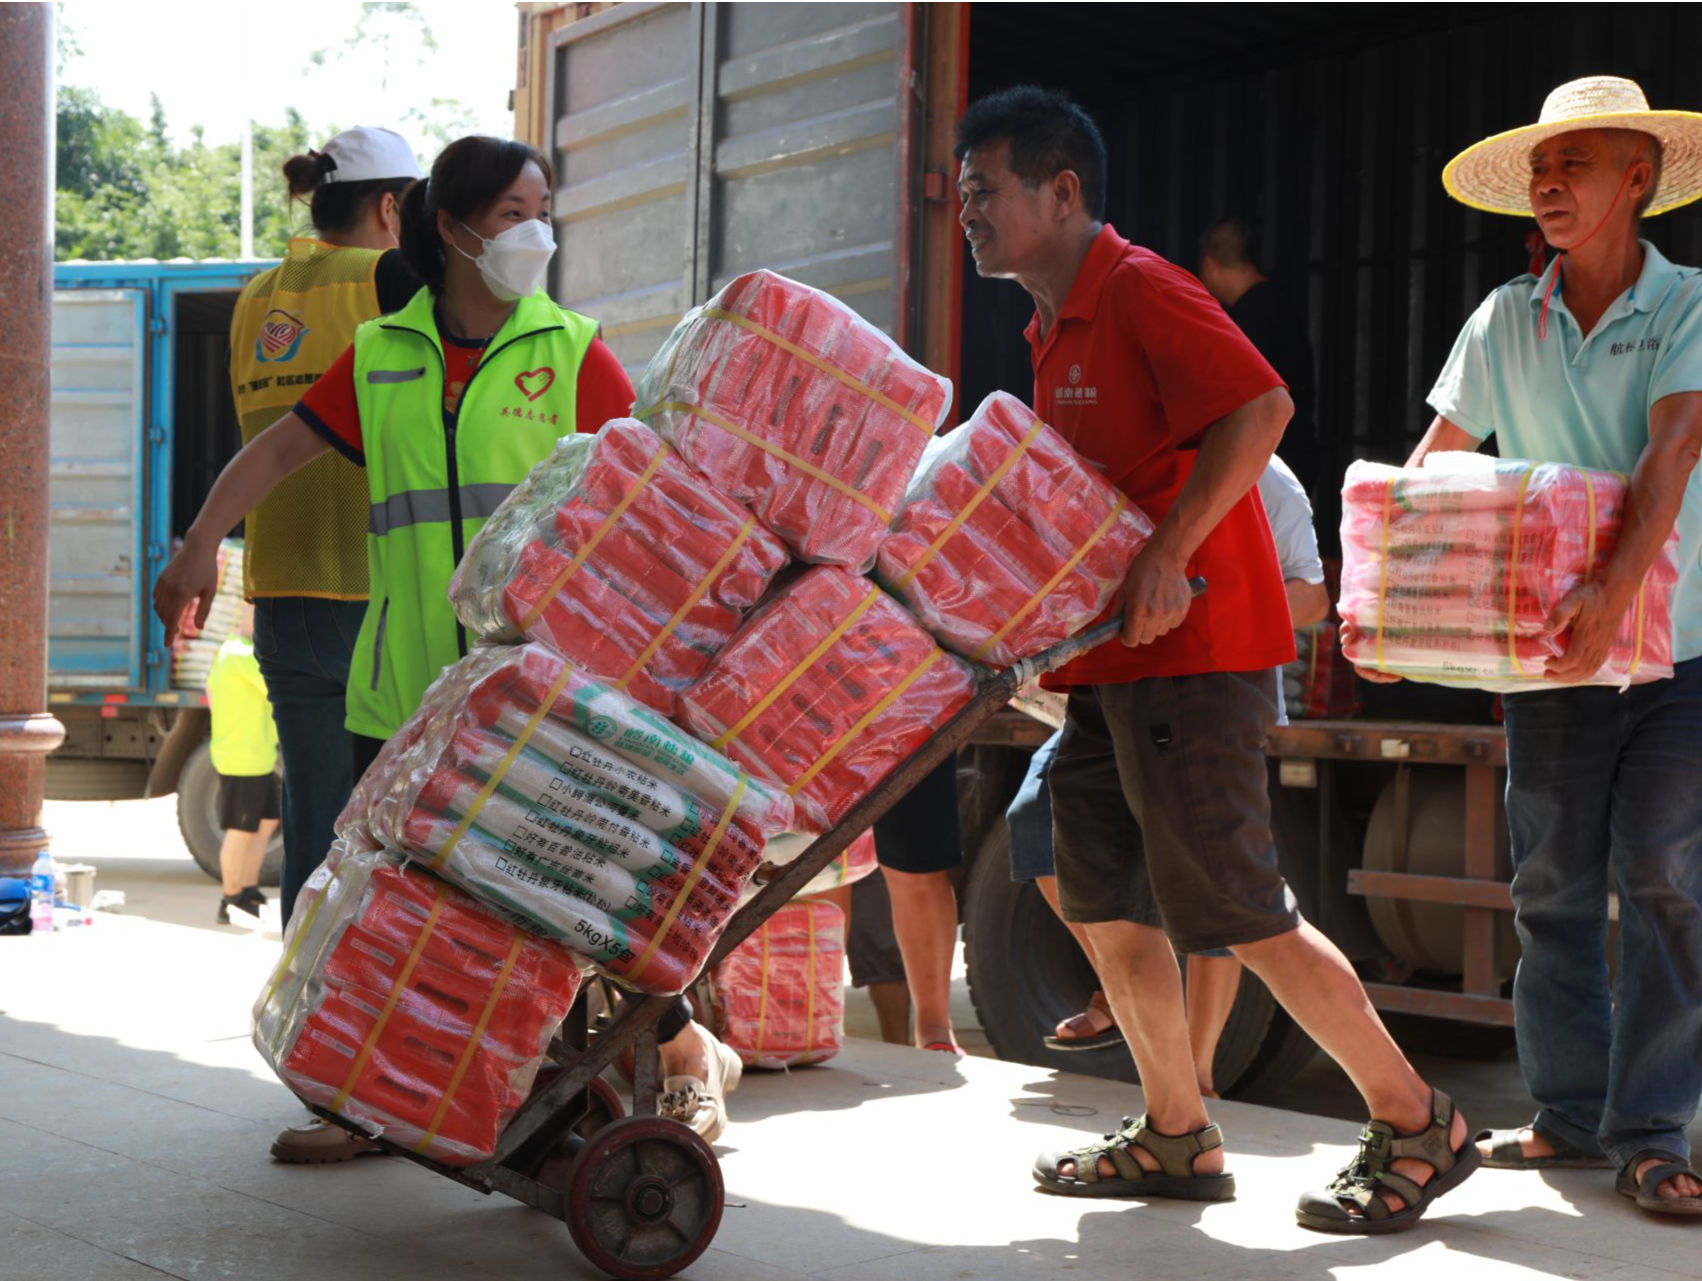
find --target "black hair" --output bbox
[282,150,412,236]
[1199,218,1259,268]
[397,135,555,294]
[953,86,1108,220]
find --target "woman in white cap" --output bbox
[1357,76,1702,1218]
[223,124,425,1163]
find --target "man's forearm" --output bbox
[1599,423,1701,609]
[1146,386,1292,569]
[1404,416,1480,468]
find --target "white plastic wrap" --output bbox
[339,643,793,995]
[449,419,790,717]
[1339,454,1679,691]
[251,841,585,1166]
[876,391,1154,666]
[635,269,952,571]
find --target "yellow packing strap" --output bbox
[413,934,525,1154]
[331,881,450,1113]
[1582,468,1599,582]
[969,495,1130,663]
[261,860,349,1058]
[1629,580,1649,678]
[711,585,884,752]
[617,515,758,694]
[893,416,1048,591]
[1506,465,1536,676]
[626,773,749,985]
[1374,476,1396,673]
[787,649,946,798]
[752,918,770,1064]
[701,306,936,436]
[801,905,818,1065]
[641,401,892,522]
[516,447,669,633]
[429,659,580,871]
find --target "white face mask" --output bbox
[455,218,556,301]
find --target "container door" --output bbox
[49,288,149,691]
[543,1,921,376]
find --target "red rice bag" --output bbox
[709,899,845,1068]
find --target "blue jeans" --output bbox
[1005,730,1060,883]
[1503,655,1702,1169]
[253,598,368,926]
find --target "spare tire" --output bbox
[176,741,284,887]
[962,819,1291,1096]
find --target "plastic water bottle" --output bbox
[29,850,56,935]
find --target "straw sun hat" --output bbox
[1442,75,1702,217]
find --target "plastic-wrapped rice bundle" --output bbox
[450,420,790,717]
[1283,621,1360,720]
[1339,454,1679,691]
[679,567,978,834]
[252,842,585,1166]
[876,391,1155,665]
[342,643,793,995]
[172,538,247,689]
[636,269,952,571]
[709,899,844,1069]
[746,829,879,904]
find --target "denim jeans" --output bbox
[1502,655,1702,1168]
[1005,729,1060,883]
[253,597,369,926]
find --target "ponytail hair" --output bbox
[282,148,412,236]
[397,135,554,295]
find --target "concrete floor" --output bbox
[3,798,1697,1280]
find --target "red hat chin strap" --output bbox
[1538,161,1638,340]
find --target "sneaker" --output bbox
[658,1025,743,1144]
[217,894,263,926]
[270,1115,385,1164]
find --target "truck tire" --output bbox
[176,742,283,887]
[962,820,1284,1096]
[44,757,151,801]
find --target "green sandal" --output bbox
[1033,1114,1235,1201]
[1296,1089,1479,1235]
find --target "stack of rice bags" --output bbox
[341,643,795,997]
[877,391,1154,666]
[637,269,952,571]
[708,899,845,1069]
[679,567,978,833]
[1339,453,1679,690]
[253,839,585,1164]
[449,419,791,717]
[1284,621,1360,720]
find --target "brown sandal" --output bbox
[1043,991,1125,1053]
[1033,1114,1234,1200]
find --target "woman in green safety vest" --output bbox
[154,134,742,1146]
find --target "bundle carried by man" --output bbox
[339,643,794,996]
[636,269,952,571]
[708,898,845,1069]
[1339,453,1679,690]
[679,567,978,833]
[450,419,791,718]
[253,841,585,1165]
[876,390,1155,666]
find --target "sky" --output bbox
[57,0,521,157]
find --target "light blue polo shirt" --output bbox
[1429,239,1702,664]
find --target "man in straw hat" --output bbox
[956,84,1479,1235]
[1368,75,1702,1215]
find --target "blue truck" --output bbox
[48,258,284,882]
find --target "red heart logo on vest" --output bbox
[516,367,555,401]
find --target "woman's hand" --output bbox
[153,535,222,646]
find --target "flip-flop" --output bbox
[1473,1126,1612,1170]
[1616,1151,1702,1216]
[1043,992,1126,1053]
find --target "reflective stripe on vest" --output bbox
[346,286,599,738]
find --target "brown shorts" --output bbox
[1048,671,1299,953]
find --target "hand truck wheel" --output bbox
[564,1114,723,1280]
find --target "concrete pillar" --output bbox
[0,3,66,876]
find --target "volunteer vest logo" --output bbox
[516,366,555,400]
[255,308,310,363]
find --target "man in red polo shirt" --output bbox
[955,86,1477,1233]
